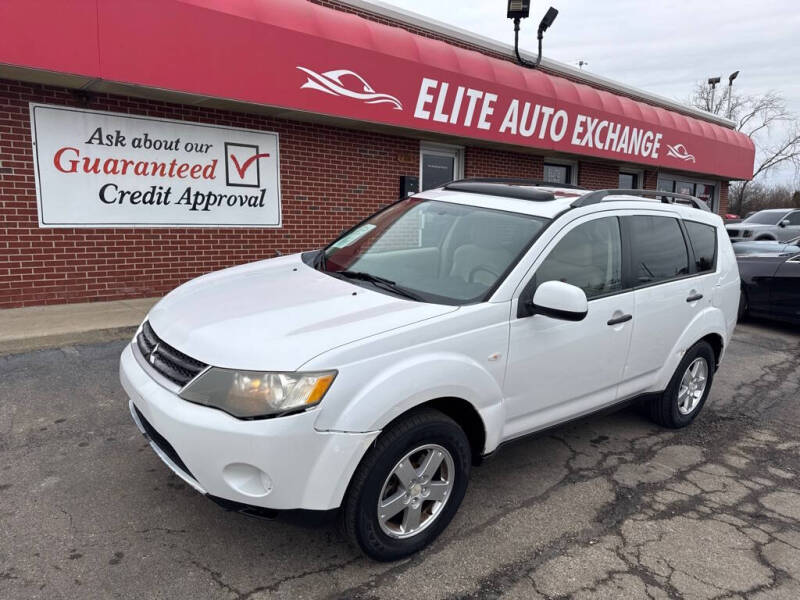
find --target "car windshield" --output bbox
[742,211,789,225]
[318,198,548,304]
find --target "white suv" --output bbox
[120,180,740,560]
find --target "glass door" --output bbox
[420,143,463,191]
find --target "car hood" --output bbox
[147,254,457,371]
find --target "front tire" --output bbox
[340,408,471,561]
[648,340,715,428]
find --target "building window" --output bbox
[543,162,573,185]
[419,143,463,191]
[657,176,717,212]
[675,181,695,196]
[695,184,715,207]
[618,171,639,189]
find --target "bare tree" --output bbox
[689,83,800,213]
[729,180,800,213]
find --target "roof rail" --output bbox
[445,177,585,190]
[571,189,711,212]
[443,180,556,202]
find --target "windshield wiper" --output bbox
[335,270,424,301]
[314,249,328,270]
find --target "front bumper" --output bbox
[120,343,379,510]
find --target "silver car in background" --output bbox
[726,209,800,242]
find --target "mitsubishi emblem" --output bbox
[149,343,160,365]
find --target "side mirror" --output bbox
[779,220,790,228]
[528,280,588,321]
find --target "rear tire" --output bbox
[649,340,715,428]
[340,408,471,561]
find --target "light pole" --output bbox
[727,71,740,119]
[507,1,559,69]
[708,76,721,113]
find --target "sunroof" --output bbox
[444,181,556,201]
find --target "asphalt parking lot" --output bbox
[1,320,799,599]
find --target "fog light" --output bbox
[222,463,273,497]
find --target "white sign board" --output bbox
[29,104,281,227]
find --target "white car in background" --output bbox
[120,180,739,560]
[726,208,800,242]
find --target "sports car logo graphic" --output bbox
[297,67,403,110]
[666,143,696,163]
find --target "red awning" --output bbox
[1,0,754,179]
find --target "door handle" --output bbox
[686,293,703,302]
[607,314,632,326]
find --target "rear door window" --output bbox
[627,216,689,285]
[684,221,717,273]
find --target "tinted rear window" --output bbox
[684,221,717,272]
[628,216,689,285]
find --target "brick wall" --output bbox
[0,79,420,308]
[578,161,620,190]
[719,182,729,215]
[644,170,659,190]
[464,147,543,179]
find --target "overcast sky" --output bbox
[382,0,800,185]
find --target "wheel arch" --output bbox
[653,308,728,390]
[699,332,724,371]
[380,397,488,465]
[313,350,506,453]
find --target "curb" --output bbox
[0,326,138,357]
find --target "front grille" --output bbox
[136,321,207,387]
[133,404,195,478]
[728,229,739,237]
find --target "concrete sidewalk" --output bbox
[0,297,159,355]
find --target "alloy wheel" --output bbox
[677,357,708,415]
[377,444,455,539]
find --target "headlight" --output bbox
[179,369,336,419]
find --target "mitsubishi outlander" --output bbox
[120,180,739,560]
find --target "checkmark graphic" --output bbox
[230,152,271,179]
[224,142,271,187]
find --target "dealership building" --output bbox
[0,0,754,309]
